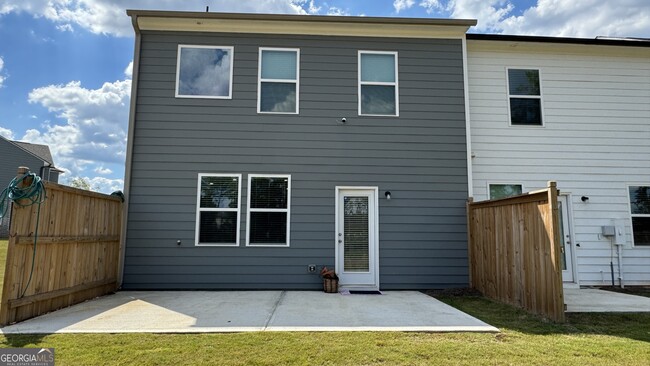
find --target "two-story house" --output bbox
[122,10,650,290]
[121,10,477,290]
[466,34,650,286]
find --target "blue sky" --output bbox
[0,0,649,192]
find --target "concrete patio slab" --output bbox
[564,288,650,312]
[0,291,498,334]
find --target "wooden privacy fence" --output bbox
[0,167,122,325]
[467,181,565,322]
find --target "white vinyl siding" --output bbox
[468,40,650,285]
[358,51,399,116]
[195,173,241,246]
[258,48,300,114]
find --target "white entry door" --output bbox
[335,187,379,290]
[558,195,574,282]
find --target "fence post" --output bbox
[466,197,474,288]
[547,180,565,322]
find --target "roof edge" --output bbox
[126,9,477,27]
[467,33,650,48]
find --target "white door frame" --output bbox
[558,194,577,284]
[335,186,380,290]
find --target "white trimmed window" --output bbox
[246,175,291,247]
[358,51,399,116]
[258,48,299,114]
[629,185,650,246]
[195,174,241,246]
[507,68,543,126]
[176,45,234,99]
[489,183,523,200]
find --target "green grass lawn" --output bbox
[0,238,649,365]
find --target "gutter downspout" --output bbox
[461,35,473,198]
[118,13,142,287]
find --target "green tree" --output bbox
[69,177,93,191]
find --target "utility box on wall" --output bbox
[602,221,627,246]
[613,219,626,246]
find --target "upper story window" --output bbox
[507,68,542,126]
[359,51,399,116]
[489,183,523,200]
[258,48,299,114]
[176,45,234,99]
[247,175,291,247]
[629,186,650,246]
[195,174,242,246]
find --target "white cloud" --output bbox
[326,6,350,16]
[56,23,73,32]
[445,0,650,37]
[419,0,444,14]
[124,61,133,79]
[0,57,5,87]
[0,126,14,140]
[394,0,415,13]
[499,0,650,37]
[94,166,113,175]
[23,66,131,184]
[0,0,307,37]
[446,0,514,32]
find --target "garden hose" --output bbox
[0,171,47,297]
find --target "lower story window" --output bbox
[195,174,241,246]
[489,183,523,200]
[247,175,291,246]
[629,186,650,246]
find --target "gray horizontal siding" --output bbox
[124,31,469,290]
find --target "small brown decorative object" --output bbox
[320,267,339,293]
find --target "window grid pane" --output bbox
[508,69,540,96]
[200,176,239,208]
[360,53,395,82]
[261,50,297,80]
[510,98,542,125]
[360,85,396,115]
[249,212,288,244]
[260,82,297,113]
[251,177,288,209]
[629,186,650,215]
[199,212,238,243]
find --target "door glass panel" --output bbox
[558,201,567,270]
[344,196,369,272]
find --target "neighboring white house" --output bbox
[466,34,650,286]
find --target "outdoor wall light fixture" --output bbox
[581,196,589,202]
[385,191,391,200]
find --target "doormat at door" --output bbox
[349,290,382,295]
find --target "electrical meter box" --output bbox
[601,225,616,236]
[613,219,626,245]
